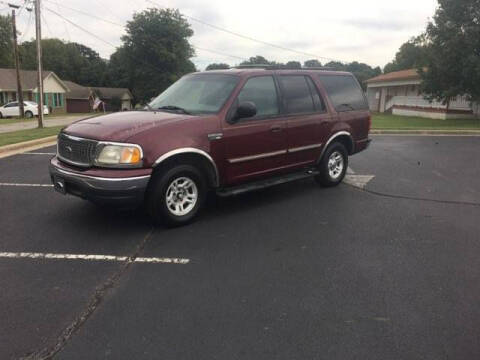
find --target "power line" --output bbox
[19,8,32,41]
[43,5,117,48]
[145,0,342,63]
[192,45,246,61]
[42,3,247,62]
[43,0,124,27]
[53,0,70,41]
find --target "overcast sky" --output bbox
[2,0,438,70]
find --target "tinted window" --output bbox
[317,75,368,111]
[6,102,18,108]
[305,76,326,112]
[237,76,279,117]
[149,74,239,114]
[278,76,314,114]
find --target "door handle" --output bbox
[270,126,283,133]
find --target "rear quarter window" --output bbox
[317,75,368,112]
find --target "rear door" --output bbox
[277,75,332,167]
[222,75,288,184]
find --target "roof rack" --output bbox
[233,64,335,71]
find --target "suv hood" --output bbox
[63,111,195,142]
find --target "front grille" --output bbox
[57,133,98,167]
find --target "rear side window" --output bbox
[278,75,315,114]
[305,76,326,112]
[237,76,279,117]
[317,75,368,112]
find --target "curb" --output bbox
[371,129,480,135]
[0,136,57,159]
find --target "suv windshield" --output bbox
[148,74,239,115]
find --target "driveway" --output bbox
[0,135,479,359]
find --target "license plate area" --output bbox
[53,176,67,195]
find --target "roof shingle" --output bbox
[366,69,421,83]
[0,68,53,90]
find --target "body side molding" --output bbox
[317,131,354,163]
[153,148,220,187]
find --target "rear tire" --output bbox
[25,111,33,118]
[315,142,348,187]
[146,164,207,227]
[0,112,3,118]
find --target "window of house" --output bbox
[317,74,368,112]
[237,76,279,118]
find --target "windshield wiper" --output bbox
[143,103,154,111]
[156,105,191,115]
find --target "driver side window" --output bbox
[237,76,279,118]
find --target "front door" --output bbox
[222,75,288,185]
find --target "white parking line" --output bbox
[0,252,190,264]
[0,183,53,187]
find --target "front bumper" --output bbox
[49,157,151,206]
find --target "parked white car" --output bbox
[0,101,49,118]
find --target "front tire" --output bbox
[146,164,207,227]
[25,111,33,118]
[315,142,348,187]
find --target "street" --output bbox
[1,135,479,359]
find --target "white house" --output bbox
[366,69,478,119]
[0,68,69,114]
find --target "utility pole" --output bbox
[34,0,44,128]
[10,4,24,118]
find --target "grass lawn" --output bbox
[372,113,480,130]
[0,126,63,147]
[0,113,96,126]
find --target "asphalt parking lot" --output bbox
[1,135,479,360]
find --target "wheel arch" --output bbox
[152,148,219,188]
[317,131,354,164]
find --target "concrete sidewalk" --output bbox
[0,114,94,134]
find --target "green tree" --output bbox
[19,39,108,86]
[206,63,230,70]
[383,36,427,73]
[421,0,480,107]
[111,8,196,103]
[240,56,274,66]
[0,14,14,68]
[303,59,322,68]
[285,61,301,69]
[324,61,381,90]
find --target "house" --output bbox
[0,68,69,114]
[63,80,94,113]
[366,69,477,119]
[90,87,133,111]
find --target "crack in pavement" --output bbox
[344,183,480,207]
[20,228,156,360]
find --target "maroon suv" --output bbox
[50,68,371,226]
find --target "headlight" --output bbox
[95,143,143,168]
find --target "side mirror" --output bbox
[233,101,257,122]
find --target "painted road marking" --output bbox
[0,183,53,187]
[0,252,190,264]
[344,175,375,189]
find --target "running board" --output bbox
[216,169,319,197]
